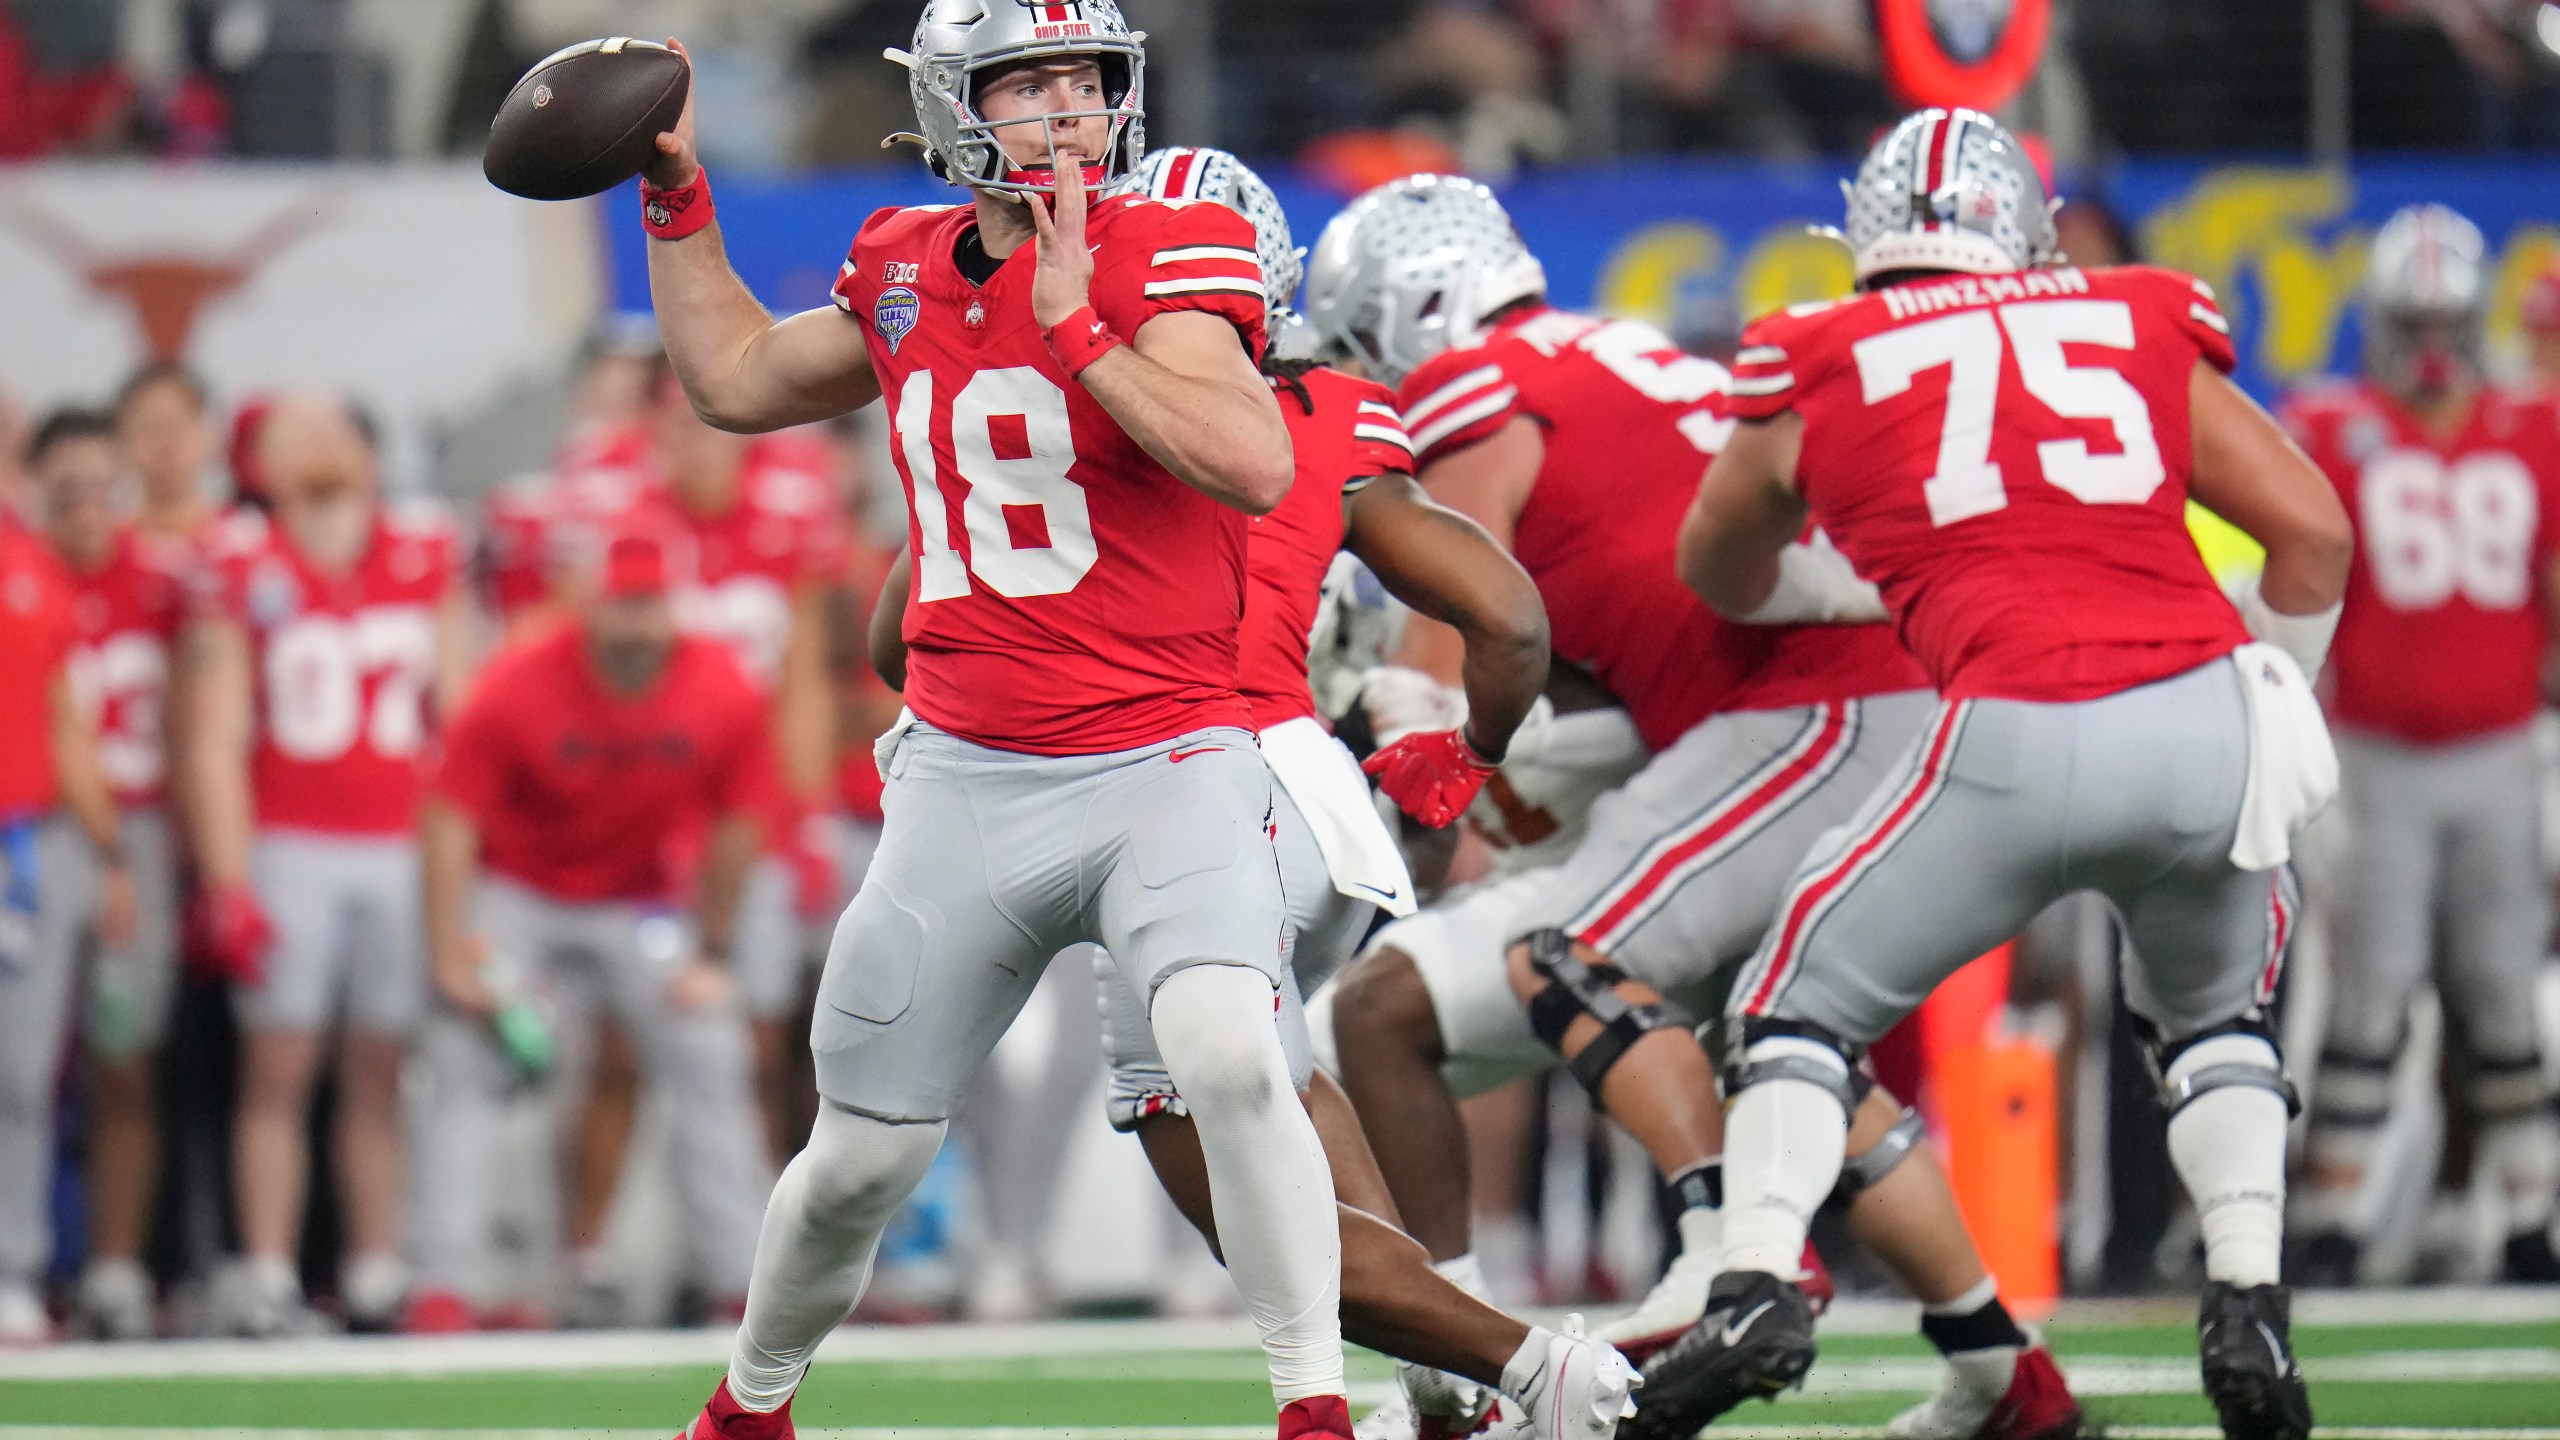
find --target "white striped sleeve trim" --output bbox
[2189,302,2230,334]
[1411,387,1518,454]
[1354,422,1415,452]
[1737,345,1788,366]
[1728,372,1795,397]
[1356,398,1404,420]
[1403,365,1505,430]
[1144,277,1266,298]
[1154,245,1263,268]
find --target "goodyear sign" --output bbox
[603,156,2560,403]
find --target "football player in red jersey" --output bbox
[1303,174,2074,1440]
[1679,109,2353,1440]
[183,392,473,1336]
[409,531,778,1333]
[2280,205,2560,1285]
[638,6,1357,1435]
[2522,259,2560,391]
[29,411,187,1340]
[115,363,223,551]
[0,420,138,1345]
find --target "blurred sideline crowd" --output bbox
[9,0,2560,176]
[7,199,2560,1348]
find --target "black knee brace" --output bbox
[1831,1104,1925,1204]
[1522,929,1691,1098]
[2141,1013,2300,1119]
[2470,1053,2557,1122]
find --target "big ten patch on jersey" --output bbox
[2283,378,2560,743]
[1726,264,2247,704]
[65,531,188,806]
[818,198,1271,755]
[1397,307,1747,751]
[211,501,457,834]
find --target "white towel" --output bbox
[2228,642,2339,872]
[1260,715,1418,917]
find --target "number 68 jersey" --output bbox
[2280,379,2560,744]
[1724,264,2249,703]
[197,504,458,834]
[832,196,1271,756]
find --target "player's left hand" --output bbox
[1363,727,1502,829]
[95,862,137,953]
[665,957,736,1013]
[1026,135,1096,329]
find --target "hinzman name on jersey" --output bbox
[1879,266,2093,319]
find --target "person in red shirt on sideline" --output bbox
[28,410,189,1340]
[612,374,842,1165]
[0,464,134,1345]
[115,363,223,553]
[407,531,778,1332]
[2280,205,2560,1285]
[183,393,472,1336]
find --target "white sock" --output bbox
[1923,1275,1999,1318]
[1151,963,1344,1406]
[1718,1039,1849,1277]
[1432,1252,1490,1298]
[727,1106,946,1412]
[2481,1112,2560,1231]
[2164,1035,2288,1289]
[1499,1325,1559,1406]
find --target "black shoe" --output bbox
[2290,1228,2359,1288]
[1621,1270,1815,1440]
[2197,1281,2312,1440]
[2501,1227,2560,1283]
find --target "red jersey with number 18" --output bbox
[1724,265,2250,703]
[2280,379,2560,744]
[832,196,1270,755]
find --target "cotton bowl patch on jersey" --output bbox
[876,286,921,354]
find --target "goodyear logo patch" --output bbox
[875,286,920,355]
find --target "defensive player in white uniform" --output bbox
[642,7,1352,1435]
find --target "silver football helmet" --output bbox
[1303,174,1548,385]
[886,0,1146,197]
[1842,107,2056,285]
[1136,146,1301,319]
[2363,203,2488,399]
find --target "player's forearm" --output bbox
[2190,365,2352,615]
[778,600,835,800]
[186,758,254,889]
[180,624,254,887]
[48,687,123,861]
[1352,481,1550,757]
[695,810,762,963]
[418,799,480,969]
[869,552,911,692]
[1077,348,1292,514]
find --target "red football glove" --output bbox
[1362,727,1501,829]
[189,884,275,987]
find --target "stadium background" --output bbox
[3,0,2560,1433]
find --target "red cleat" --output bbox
[400,1289,476,1335]
[678,1379,795,1440]
[1980,1346,2082,1440]
[1888,1342,2083,1440]
[1280,1395,1356,1440]
[1797,1241,1835,1316]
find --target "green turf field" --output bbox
[0,1300,2552,1438]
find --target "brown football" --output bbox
[484,38,689,202]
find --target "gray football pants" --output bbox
[811,721,1289,1123]
[2317,725,2553,1137]
[0,818,90,1284]
[1733,657,2297,1048]
[411,879,772,1297]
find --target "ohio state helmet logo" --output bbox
[1028,1,1083,20]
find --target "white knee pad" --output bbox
[1151,964,1292,1116]
[794,1105,947,1237]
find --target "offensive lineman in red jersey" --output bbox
[1302,175,2075,1440]
[636,5,1357,1434]
[29,412,188,1340]
[184,393,473,1335]
[1679,110,2353,1440]
[2281,205,2560,1284]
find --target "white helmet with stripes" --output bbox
[886,0,1146,197]
[1136,146,1301,322]
[1843,107,2056,285]
[2363,203,2489,398]
[1303,174,1547,385]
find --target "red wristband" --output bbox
[641,168,714,241]
[1043,306,1125,377]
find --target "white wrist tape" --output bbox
[1736,540,1890,625]
[2232,575,2341,683]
